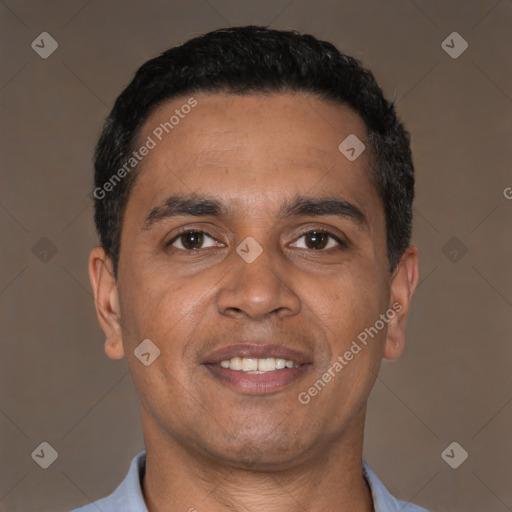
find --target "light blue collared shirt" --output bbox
[70,451,430,512]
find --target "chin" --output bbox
[201,429,313,471]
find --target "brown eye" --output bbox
[304,231,329,249]
[168,231,217,250]
[290,229,346,250]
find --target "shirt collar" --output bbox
[89,451,425,512]
[363,459,408,511]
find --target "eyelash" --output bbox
[166,227,348,251]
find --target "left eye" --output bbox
[290,230,345,250]
[167,231,220,250]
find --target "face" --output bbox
[90,92,418,470]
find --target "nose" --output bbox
[216,242,301,322]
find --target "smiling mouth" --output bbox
[203,345,311,394]
[205,362,310,394]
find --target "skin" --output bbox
[89,91,419,512]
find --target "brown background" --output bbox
[1,1,511,511]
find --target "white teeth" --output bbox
[258,358,275,371]
[230,357,243,370]
[275,358,286,369]
[218,356,300,372]
[241,358,258,371]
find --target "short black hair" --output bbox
[92,25,414,279]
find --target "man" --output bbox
[74,25,428,512]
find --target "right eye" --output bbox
[166,230,221,251]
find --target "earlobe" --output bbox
[88,247,125,360]
[383,245,419,360]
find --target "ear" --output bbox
[88,246,125,360]
[383,245,419,360]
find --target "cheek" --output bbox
[120,274,205,408]
[118,268,198,355]
[311,264,387,341]
[303,270,387,414]
[119,266,225,400]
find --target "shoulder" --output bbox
[362,460,431,512]
[68,451,148,512]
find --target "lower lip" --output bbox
[205,364,311,394]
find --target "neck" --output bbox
[140,406,374,512]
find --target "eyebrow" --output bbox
[142,193,368,231]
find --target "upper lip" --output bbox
[203,343,311,365]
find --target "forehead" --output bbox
[139,91,367,157]
[126,91,382,228]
